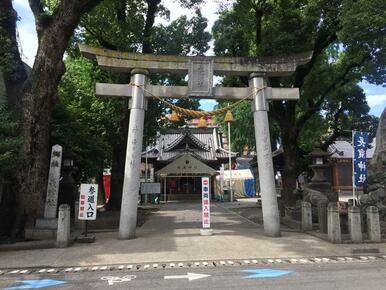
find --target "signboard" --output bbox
[78,184,98,220]
[188,58,214,97]
[202,177,211,229]
[353,131,369,187]
[140,182,161,194]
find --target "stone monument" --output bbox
[26,145,63,239]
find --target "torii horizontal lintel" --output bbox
[95,83,299,101]
[79,45,312,77]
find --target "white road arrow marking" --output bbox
[164,272,211,281]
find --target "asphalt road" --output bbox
[1,261,386,290]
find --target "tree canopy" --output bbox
[213,0,384,204]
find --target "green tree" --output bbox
[54,1,210,209]
[213,0,384,205]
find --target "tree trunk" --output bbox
[278,113,301,207]
[108,107,129,210]
[14,0,102,229]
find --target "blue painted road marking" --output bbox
[240,269,292,279]
[5,279,66,289]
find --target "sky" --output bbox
[12,0,385,115]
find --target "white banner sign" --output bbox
[202,177,210,229]
[78,184,98,220]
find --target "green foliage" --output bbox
[52,57,121,180]
[0,10,17,77]
[212,0,384,157]
[52,0,212,181]
[151,10,211,55]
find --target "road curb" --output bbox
[1,255,386,276]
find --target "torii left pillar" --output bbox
[119,69,148,239]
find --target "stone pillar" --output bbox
[327,203,341,243]
[56,204,71,248]
[301,201,312,231]
[348,206,362,243]
[318,201,328,233]
[367,206,381,242]
[250,74,280,237]
[118,70,147,240]
[44,145,63,219]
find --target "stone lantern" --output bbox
[307,147,337,202]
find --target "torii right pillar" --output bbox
[250,73,281,237]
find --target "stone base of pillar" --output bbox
[318,202,328,233]
[327,203,341,243]
[56,204,71,248]
[367,206,381,242]
[200,229,213,236]
[25,218,58,240]
[348,206,363,243]
[301,201,312,231]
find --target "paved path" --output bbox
[0,202,385,269]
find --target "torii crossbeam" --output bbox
[80,44,312,239]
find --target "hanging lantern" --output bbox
[170,110,179,122]
[197,117,207,128]
[224,110,234,123]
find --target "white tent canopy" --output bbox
[216,169,254,180]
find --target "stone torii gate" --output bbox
[80,45,312,240]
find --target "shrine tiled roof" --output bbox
[143,127,237,162]
[328,139,375,159]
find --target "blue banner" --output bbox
[353,131,369,187]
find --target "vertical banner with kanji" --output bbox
[202,177,211,229]
[353,131,369,187]
[78,184,98,220]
